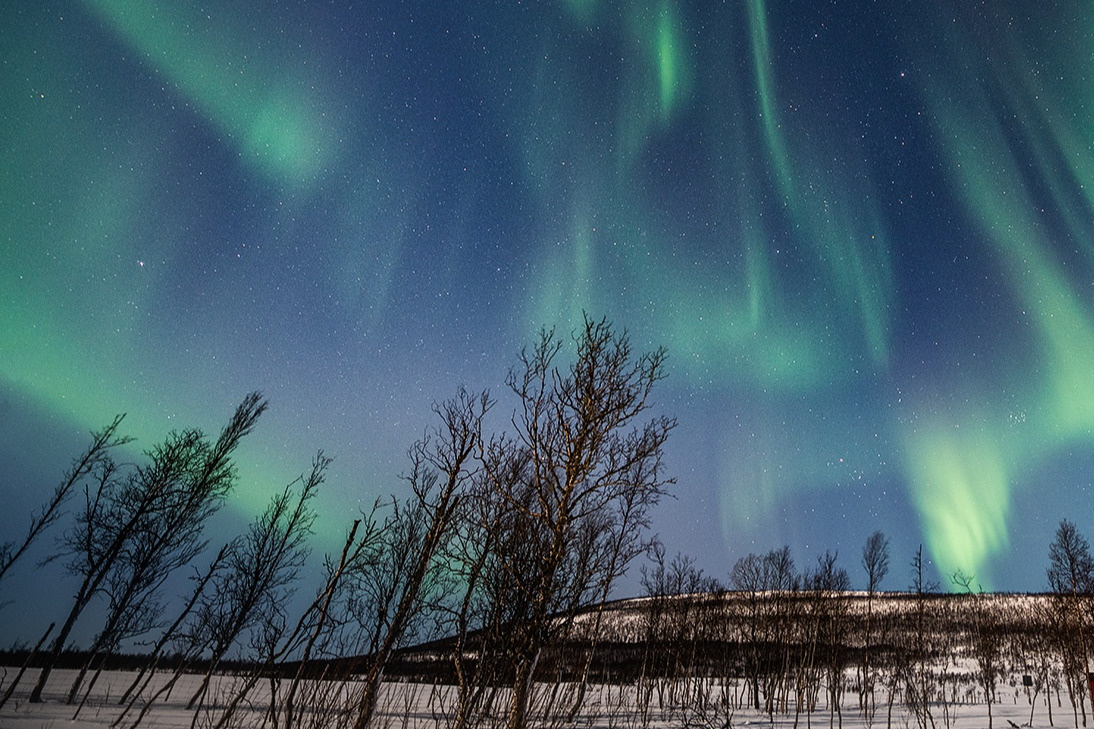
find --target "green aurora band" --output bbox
[3,0,1093,585]
[1,0,349,517]
[517,0,1094,586]
[80,0,340,187]
[899,1,1094,585]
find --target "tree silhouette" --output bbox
[0,415,129,587]
[27,393,266,704]
[479,315,675,729]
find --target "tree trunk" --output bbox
[0,622,53,708]
[29,586,93,703]
[506,647,540,729]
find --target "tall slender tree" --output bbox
[186,452,325,713]
[860,530,890,718]
[0,415,129,587]
[27,393,266,704]
[1047,519,1093,727]
[484,315,675,729]
[349,388,489,729]
[907,545,940,729]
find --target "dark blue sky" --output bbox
[3,0,1094,644]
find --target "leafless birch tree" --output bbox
[486,315,674,729]
[860,530,890,718]
[0,415,129,588]
[1047,519,1093,727]
[27,392,266,704]
[347,388,489,729]
[185,452,326,713]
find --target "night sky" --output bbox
[3,0,1094,642]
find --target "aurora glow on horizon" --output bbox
[3,0,1094,635]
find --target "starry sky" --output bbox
[3,0,1094,639]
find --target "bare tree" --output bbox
[1048,520,1094,596]
[70,445,281,712]
[638,547,722,723]
[906,545,940,729]
[0,622,54,709]
[805,551,850,729]
[1047,519,1093,727]
[444,449,528,729]
[636,542,673,719]
[730,551,767,712]
[486,315,674,729]
[862,531,891,593]
[730,546,798,717]
[1018,595,1058,727]
[111,543,231,729]
[347,388,489,729]
[27,392,266,704]
[209,514,380,729]
[0,415,129,587]
[951,570,1002,729]
[861,530,890,719]
[185,452,326,714]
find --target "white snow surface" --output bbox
[1,594,1084,728]
[0,665,1074,729]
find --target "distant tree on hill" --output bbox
[638,545,721,719]
[731,546,798,714]
[1048,519,1094,595]
[860,530,890,719]
[805,551,850,729]
[1047,519,1093,727]
[862,530,890,593]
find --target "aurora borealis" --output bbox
[3,0,1094,633]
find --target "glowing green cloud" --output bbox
[0,5,343,525]
[653,2,684,118]
[900,8,1094,586]
[80,0,339,187]
[0,84,154,434]
[560,0,598,25]
[902,416,1014,585]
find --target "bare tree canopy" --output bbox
[486,315,675,729]
[861,530,890,593]
[26,393,267,704]
[1048,519,1094,595]
[0,415,131,587]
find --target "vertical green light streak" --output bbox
[903,13,1094,584]
[745,0,893,367]
[527,0,892,385]
[655,2,681,119]
[746,0,794,198]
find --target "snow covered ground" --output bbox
[0,665,1073,729]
